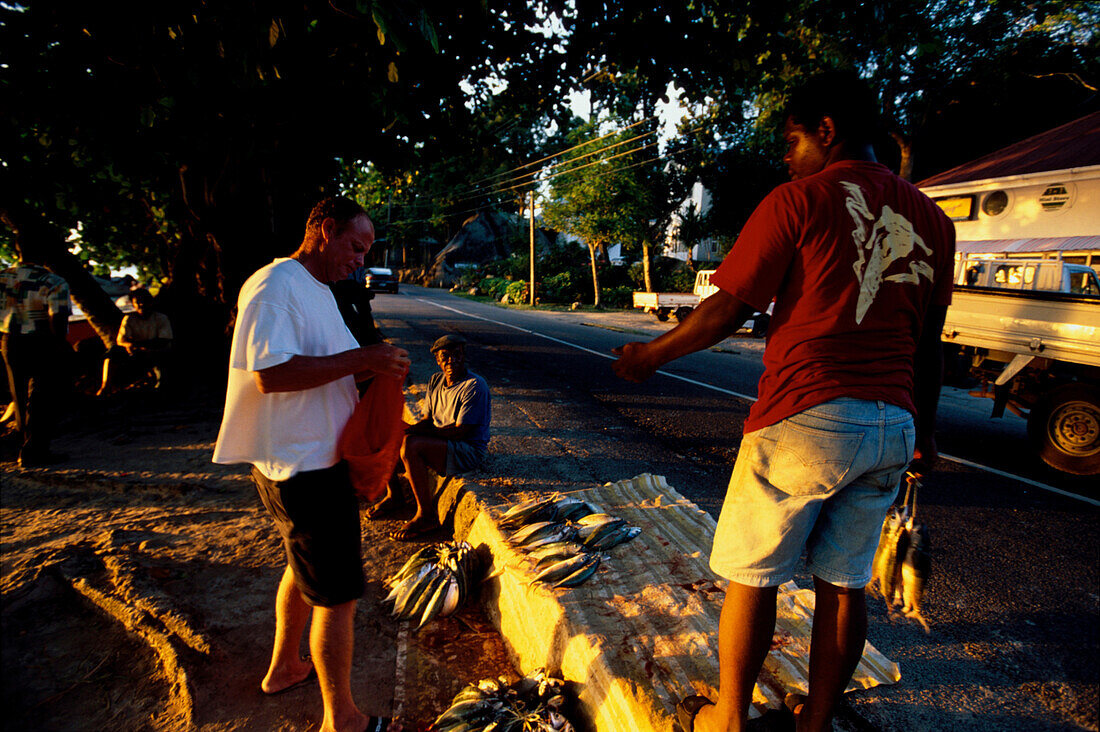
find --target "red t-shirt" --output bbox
[711,160,955,434]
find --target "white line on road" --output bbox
[416,297,1099,507]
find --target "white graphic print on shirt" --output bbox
[842,181,934,324]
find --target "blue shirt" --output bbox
[427,370,491,452]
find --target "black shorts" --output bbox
[252,462,365,607]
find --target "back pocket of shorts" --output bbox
[768,421,864,497]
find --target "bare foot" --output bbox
[261,655,314,695]
[319,710,369,732]
[389,517,440,541]
[365,491,402,520]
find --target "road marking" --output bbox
[416,297,1099,507]
[392,622,408,720]
[937,454,1100,506]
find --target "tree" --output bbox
[0,0,574,354]
[541,120,661,307]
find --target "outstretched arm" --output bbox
[254,342,410,394]
[612,290,755,382]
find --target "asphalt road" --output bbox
[374,286,1099,732]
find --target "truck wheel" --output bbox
[674,306,693,322]
[655,308,671,322]
[1027,383,1100,475]
[751,314,770,338]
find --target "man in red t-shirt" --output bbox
[613,72,955,732]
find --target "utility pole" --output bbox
[529,189,536,306]
[384,192,392,268]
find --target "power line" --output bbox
[380,132,731,226]
[449,128,661,203]
[464,115,651,187]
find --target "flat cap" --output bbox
[430,334,467,353]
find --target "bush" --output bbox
[484,253,529,280]
[505,280,528,303]
[666,264,697,293]
[478,277,511,299]
[600,285,634,309]
[541,271,579,303]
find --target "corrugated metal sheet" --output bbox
[917,112,1100,188]
[475,474,901,731]
[956,236,1100,253]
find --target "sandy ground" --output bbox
[0,383,516,732]
[0,304,766,732]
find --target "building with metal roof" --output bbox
[917,112,1100,270]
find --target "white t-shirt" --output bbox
[213,258,360,481]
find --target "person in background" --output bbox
[0,250,71,467]
[613,72,955,732]
[330,266,384,349]
[97,288,173,395]
[368,334,491,541]
[213,196,409,732]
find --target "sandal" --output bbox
[676,694,715,732]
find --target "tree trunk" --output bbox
[890,131,914,181]
[642,238,653,292]
[0,196,121,349]
[587,241,601,308]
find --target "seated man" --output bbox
[98,289,173,395]
[372,333,491,540]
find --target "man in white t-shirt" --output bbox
[213,197,409,732]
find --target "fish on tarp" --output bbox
[900,521,931,632]
[499,495,558,528]
[554,554,601,587]
[532,553,594,585]
[583,523,640,551]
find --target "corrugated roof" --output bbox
[956,236,1100,254]
[917,112,1100,188]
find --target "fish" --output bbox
[410,571,449,625]
[554,554,600,587]
[440,576,461,617]
[900,521,931,632]
[523,526,578,549]
[534,545,585,569]
[413,572,451,629]
[394,565,440,618]
[532,553,594,585]
[584,524,640,550]
[880,519,910,608]
[499,495,557,528]
[871,506,905,602]
[550,497,601,523]
[525,541,584,564]
[510,521,559,545]
[391,544,438,583]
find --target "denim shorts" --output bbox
[445,441,486,476]
[252,462,365,607]
[710,398,915,589]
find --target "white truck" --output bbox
[631,270,771,336]
[942,255,1100,475]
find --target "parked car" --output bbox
[363,267,398,294]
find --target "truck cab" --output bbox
[957,257,1100,296]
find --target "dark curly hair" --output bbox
[784,71,882,145]
[304,197,369,238]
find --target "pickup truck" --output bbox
[632,270,771,337]
[942,256,1100,475]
